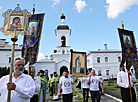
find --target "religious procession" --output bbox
[0,2,138,102]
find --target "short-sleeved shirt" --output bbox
[81,77,89,89]
[88,76,101,91]
[59,76,73,94]
[99,76,104,83]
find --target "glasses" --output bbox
[16,64,24,67]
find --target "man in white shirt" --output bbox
[30,66,41,102]
[58,70,75,102]
[81,77,89,102]
[87,70,104,102]
[117,64,136,102]
[98,73,104,95]
[0,58,35,102]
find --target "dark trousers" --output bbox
[30,94,38,102]
[83,88,89,102]
[120,87,136,102]
[90,91,100,102]
[62,93,72,102]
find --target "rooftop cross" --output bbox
[61,8,64,13]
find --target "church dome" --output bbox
[60,13,65,19]
[57,25,69,30]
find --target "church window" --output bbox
[106,70,109,75]
[62,50,65,54]
[61,36,66,46]
[105,57,108,62]
[118,57,121,62]
[98,70,101,75]
[97,57,100,63]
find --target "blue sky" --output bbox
[0,0,138,60]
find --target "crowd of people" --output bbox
[0,57,137,102]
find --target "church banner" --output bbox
[22,13,45,65]
[70,50,87,77]
[118,28,138,70]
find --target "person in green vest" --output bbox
[36,70,47,102]
[50,72,60,100]
[48,74,53,96]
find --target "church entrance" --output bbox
[60,66,68,76]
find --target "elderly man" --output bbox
[0,58,36,102]
[30,66,41,102]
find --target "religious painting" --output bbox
[7,14,25,31]
[27,21,38,36]
[70,50,87,76]
[123,34,132,47]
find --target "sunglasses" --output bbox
[16,64,24,67]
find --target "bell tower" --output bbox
[55,9,71,54]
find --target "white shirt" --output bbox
[81,77,89,89]
[0,73,36,102]
[34,77,41,95]
[99,76,104,83]
[59,76,73,94]
[117,71,136,88]
[89,76,101,91]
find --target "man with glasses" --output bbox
[0,58,36,102]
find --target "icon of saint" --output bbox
[75,56,81,73]
[124,36,131,46]
[28,23,35,35]
[10,17,22,29]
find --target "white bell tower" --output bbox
[54,9,71,54]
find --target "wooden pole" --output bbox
[128,72,133,102]
[7,29,18,102]
[28,64,31,75]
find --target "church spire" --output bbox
[60,8,65,25]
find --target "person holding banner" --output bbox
[0,58,35,102]
[81,76,89,102]
[58,70,75,102]
[117,64,136,102]
[87,70,104,102]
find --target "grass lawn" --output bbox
[72,87,91,102]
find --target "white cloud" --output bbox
[105,0,138,19]
[74,0,87,13]
[90,8,93,12]
[37,52,44,61]
[51,0,60,8]
[0,6,2,9]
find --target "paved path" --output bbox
[45,83,121,102]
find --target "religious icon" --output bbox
[27,22,38,35]
[7,14,25,30]
[70,51,86,76]
[123,35,132,46]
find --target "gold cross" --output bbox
[26,38,32,45]
[126,48,131,54]
[134,57,137,62]
[61,8,64,13]
[32,50,36,55]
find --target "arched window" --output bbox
[61,36,66,46]
[62,49,65,54]
[97,57,100,63]
[105,57,108,62]
[118,57,121,62]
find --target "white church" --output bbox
[0,12,135,78]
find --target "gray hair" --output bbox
[14,58,25,66]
